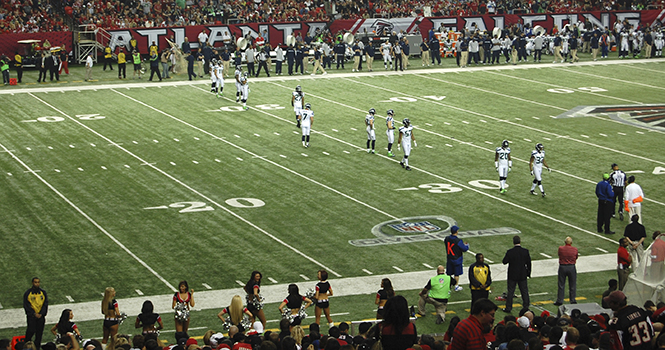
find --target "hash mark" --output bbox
[153,140,159,143]
[268,277,278,283]
[422,263,433,269]
[392,266,403,272]
[300,274,310,280]
[280,155,287,158]
[540,253,552,258]
[595,247,608,253]
[66,295,74,302]
[170,162,176,165]
[202,283,212,290]
[362,269,373,275]
[237,157,243,161]
[323,152,330,155]
[301,153,308,157]
[135,289,144,296]
[581,135,589,138]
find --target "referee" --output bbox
[610,163,626,220]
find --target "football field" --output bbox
[0,58,664,337]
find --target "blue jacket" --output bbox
[596,180,614,201]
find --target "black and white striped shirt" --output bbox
[610,170,626,188]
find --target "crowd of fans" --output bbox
[1,0,665,34]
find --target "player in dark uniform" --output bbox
[605,290,654,350]
[315,270,334,326]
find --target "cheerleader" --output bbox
[314,270,334,326]
[375,278,395,320]
[244,271,267,328]
[101,287,120,348]
[135,300,163,335]
[51,309,81,347]
[172,281,195,333]
[217,295,253,330]
[278,284,312,322]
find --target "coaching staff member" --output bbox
[596,173,615,234]
[502,235,531,314]
[24,277,48,350]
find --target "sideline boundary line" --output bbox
[30,92,341,278]
[0,138,177,293]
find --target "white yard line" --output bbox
[555,67,665,91]
[0,139,177,293]
[31,91,342,279]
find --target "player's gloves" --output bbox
[547,167,551,172]
[530,170,534,176]
[413,141,417,147]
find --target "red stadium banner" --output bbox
[0,10,663,58]
[331,10,665,38]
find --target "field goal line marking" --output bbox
[0,136,177,293]
[484,70,665,135]
[343,77,665,168]
[188,84,617,245]
[30,92,341,279]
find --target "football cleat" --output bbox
[535,143,544,152]
[371,150,375,154]
[405,166,411,171]
[369,108,376,115]
[530,190,537,195]
[500,188,507,193]
[402,118,410,127]
[387,109,394,116]
[400,162,405,168]
[502,140,509,149]
[388,152,394,157]
[542,192,546,197]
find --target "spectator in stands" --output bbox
[379,296,417,350]
[450,298,497,350]
[601,279,618,308]
[617,238,632,290]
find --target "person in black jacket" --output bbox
[502,235,531,314]
[286,45,296,75]
[24,277,48,350]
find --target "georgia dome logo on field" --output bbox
[557,104,665,132]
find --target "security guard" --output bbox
[117,48,126,79]
[417,265,456,324]
[469,253,492,308]
[13,51,22,83]
[103,44,113,71]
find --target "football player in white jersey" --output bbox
[397,118,416,171]
[210,59,218,93]
[292,85,304,128]
[299,103,314,147]
[239,71,249,110]
[381,40,393,70]
[386,109,396,157]
[655,30,663,57]
[365,108,376,154]
[529,142,550,197]
[495,140,512,193]
[234,65,243,103]
[214,60,224,97]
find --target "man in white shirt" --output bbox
[624,175,645,224]
[85,53,94,81]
